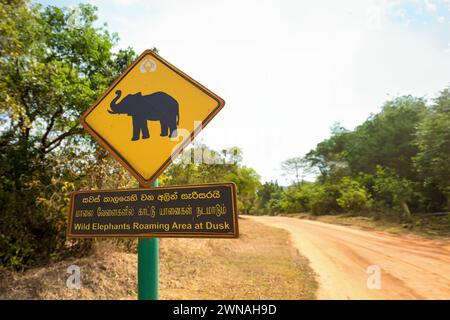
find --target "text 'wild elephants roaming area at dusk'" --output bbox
[0,0,449,316]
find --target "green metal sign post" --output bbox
[138,179,159,300]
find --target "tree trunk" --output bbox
[400,199,411,218]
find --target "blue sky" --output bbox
[39,0,450,184]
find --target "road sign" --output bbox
[80,50,225,187]
[67,183,238,238]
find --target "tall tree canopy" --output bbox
[273,92,450,217]
[306,96,427,181]
[0,0,136,269]
[414,89,450,210]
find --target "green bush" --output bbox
[294,182,341,215]
[336,177,373,212]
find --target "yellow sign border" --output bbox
[66,182,239,238]
[80,50,225,187]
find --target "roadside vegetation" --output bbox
[282,213,450,238]
[255,92,450,236]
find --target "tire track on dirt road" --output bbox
[248,216,450,300]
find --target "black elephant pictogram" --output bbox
[108,90,179,141]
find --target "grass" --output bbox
[0,218,317,300]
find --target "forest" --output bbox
[1,1,449,270]
[261,93,450,217]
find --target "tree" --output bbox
[257,181,284,215]
[345,96,427,180]
[373,166,414,218]
[306,96,427,181]
[281,156,310,184]
[414,88,450,211]
[164,143,261,214]
[302,95,434,215]
[336,177,373,213]
[226,166,261,214]
[304,124,351,180]
[0,1,137,269]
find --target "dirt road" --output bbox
[248,216,450,300]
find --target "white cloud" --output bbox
[437,15,446,22]
[110,0,143,5]
[424,0,437,12]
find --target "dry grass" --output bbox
[0,243,138,300]
[0,218,317,300]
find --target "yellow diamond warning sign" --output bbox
[80,50,225,186]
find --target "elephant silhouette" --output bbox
[108,90,179,141]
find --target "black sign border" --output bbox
[67,182,239,238]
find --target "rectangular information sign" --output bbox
[67,183,238,238]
